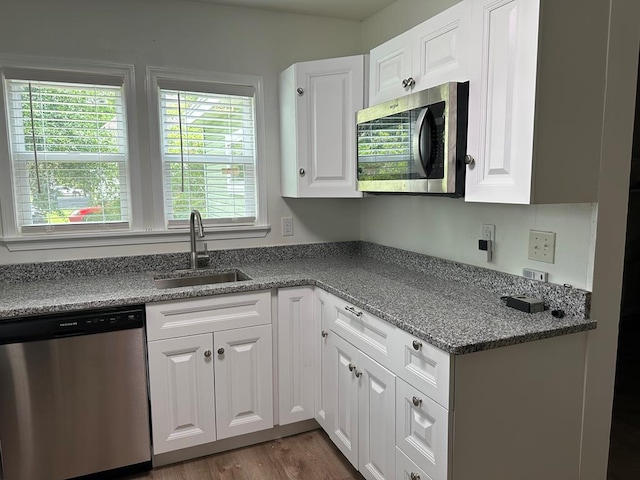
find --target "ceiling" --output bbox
[189,0,398,21]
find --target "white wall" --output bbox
[361,197,596,289]
[0,0,363,264]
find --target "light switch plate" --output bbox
[282,217,293,236]
[528,230,556,263]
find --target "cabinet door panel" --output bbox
[148,334,216,454]
[392,329,452,409]
[214,325,273,440]
[396,379,449,480]
[326,331,359,468]
[465,0,540,203]
[370,32,413,105]
[315,288,331,431]
[413,0,471,91]
[278,287,315,425]
[292,56,363,198]
[358,352,396,480]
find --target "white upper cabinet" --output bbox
[369,0,471,105]
[280,55,365,198]
[465,0,609,203]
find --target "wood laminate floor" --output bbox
[126,430,364,480]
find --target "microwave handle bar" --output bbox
[413,106,430,178]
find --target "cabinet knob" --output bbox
[465,154,476,168]
[299,168,305,177]
[217,347,225,355]
[355,370,362,379]
[204,350,212,358]
[412,396,423,407]
[348,363,356,372]
[402,77,416,88]
[321,330,328,338]
[410,473,421,480]
[297,87,304,96]
[412,340,422,351]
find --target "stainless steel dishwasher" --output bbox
[0,305,151,479]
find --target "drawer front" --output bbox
[146,291,271,341]
[396,378,450,480]
[324,291,397,371]
[396,447,433,480]
[392,328,452,409]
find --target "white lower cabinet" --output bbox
[147,333,217,454]
[214,325,273,440]
[326,330,397,480]
[146,293,273,455]
[396,378,449,480]
[396,447,431,480]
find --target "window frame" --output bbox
[147,66,268,233]
[0,56,142,242]
[0,58,270,251]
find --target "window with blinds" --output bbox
[5,79,129,232]
[158,86,257,227]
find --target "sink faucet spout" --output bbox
[189,209,205,269]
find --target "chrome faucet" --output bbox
[189,209,207,269]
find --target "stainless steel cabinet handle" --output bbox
[402,77,416,88]
[217,347,225,355]
[412,396,423,407]
[410,473,421,480]
[204,350,212,358]
[344,306,363,317]
[412,340,422,350]
[297,87,304,96]
[348,363,356,372]
[321,330,328,338]
[299,168,305,177]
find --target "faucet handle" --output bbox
[197,242,210,268]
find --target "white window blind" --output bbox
[6,79,130,233]
[159,87,257,227]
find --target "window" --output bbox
[4,75,130,233]
[151,69,264,230]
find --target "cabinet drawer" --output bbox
[392,328,452,409]
[324,291,397,371]
[146,291,271,341]
[396,378,450,480]
[396,447,432,480]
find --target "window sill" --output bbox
[1,225,271,252]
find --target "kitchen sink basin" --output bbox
[153,269,251,289]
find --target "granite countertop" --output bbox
[0,246,595,355]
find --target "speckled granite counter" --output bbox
[0,242,595,354]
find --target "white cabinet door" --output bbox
[358,350,396,480]
[278,286,315,425]
[412,0,471,92]
[314,288,332,432]
[148,334,216,454]
[369,1,472,106]
[214,325,274,440]
[465,0,540,203]
[396,378,449,480]
[280,55,364,198]
[326,330,360,468]
[369,31,414,105]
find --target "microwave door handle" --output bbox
[413,107,430,178]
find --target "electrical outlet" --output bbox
[481,224,495,242]
[523,268,549,282]
[282,217,294,236]
[528,230,556,263]
[479,225,495,262]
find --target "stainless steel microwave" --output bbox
[356,82,469,196]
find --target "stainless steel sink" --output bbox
[153,269,251,289]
